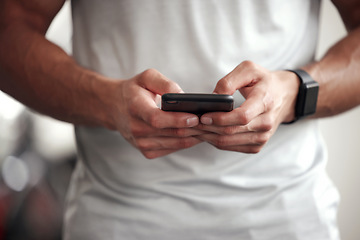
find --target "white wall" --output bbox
[317,1,360,240]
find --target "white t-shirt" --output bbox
[64,1,340,239]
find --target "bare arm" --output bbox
[0,0,203,159]
[197,1,360,153]
[0,0,114,127]
[303,0,360,117]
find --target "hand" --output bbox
[110,69,204,159]
[196,61,299,153]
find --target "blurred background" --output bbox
[0,2,75,240]
[0,1,359,239]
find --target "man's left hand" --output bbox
[196,61,300,153]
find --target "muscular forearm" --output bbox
[0,7,205,159]
[304,23,360,118]
[0,21,118,129]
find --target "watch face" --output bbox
[303,81,319,116]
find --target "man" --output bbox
[0,0,359,239]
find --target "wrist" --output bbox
[276,70,300,123]
[73,72,121,130]
[97,78,125,131]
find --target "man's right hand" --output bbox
[111,69,204,159]
[0,1,204,159]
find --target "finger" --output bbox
[140,107,200,129]
[197,132,270,148]
[128,89,200,129]
[136,69,183,95]
[202,84,273,126]
[197,113,274,135]
[129,72,200,129]
[142,149,178,159]
[213,61,264,95]
[197,134,265,153]
[130,119,208,137]
[211,144,264,154]
[143,148,203,159]
[136,136,202,152]
[157,128,208,137]
[200,101,264,127]
[196,123,251,135]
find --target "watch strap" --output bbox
[286,69,319,123]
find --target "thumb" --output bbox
[213,61,262,95]
[137,69,183,95]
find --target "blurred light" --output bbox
[2,156,29,192]
[45,0,72,55]
[0,91,27,159]
[31,113,76,163]
[0,91,24,121]
[21,152,46,187]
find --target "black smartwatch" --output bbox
[286,69,319,123]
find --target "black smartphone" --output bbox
[161,93,234,115]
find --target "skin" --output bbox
[196,0,360,153]
[0,0,204,159]
[0,0,359,158]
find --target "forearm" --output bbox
[304,24,360,118]
[0,21,118,129]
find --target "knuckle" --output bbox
[262,93,275,112]
[223,126,237,135]
[251,132,270,145]
[261,116,274,131]
[130,123,143,137]
[135,139,150,151]
[214,136,228,147]
[238,110,252,125]
[132,138,140,149]
[127,95,141,115]
[142,151,157,159]
[141,68,158,79]
[140,69,181,93]
[216,114,228,125]
[258,133,270,145]
[128,103,137,115]
[162,80,175,92]
[261,122,273,132]
[217,77,233,93]
[239,61,267,81]
[266,95,275,109]
[130,125,139,136]
[244,124,253,132]
[247,146,262,154]
[240,60,257,70]
[215,145,227,151]
[172,128,187,137]
[178,138,195,149]
[149,113,163,129]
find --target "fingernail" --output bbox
[187,117,199,126]
[201,116,213,125]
